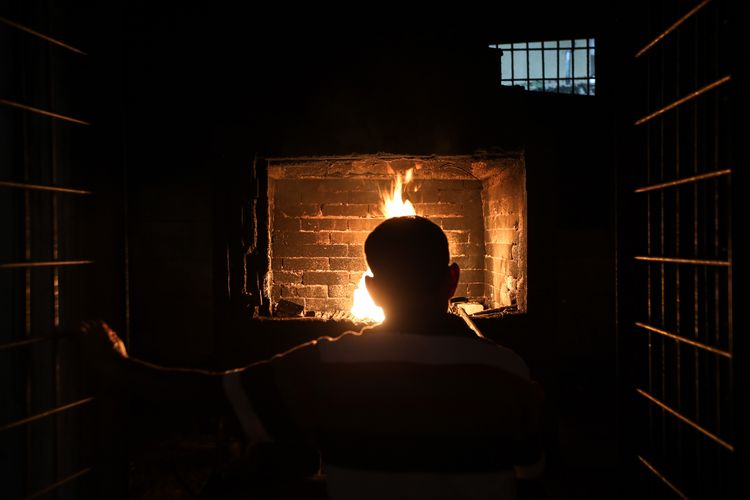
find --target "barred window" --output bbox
[490,39,596,95]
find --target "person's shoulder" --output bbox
[314,327,372,348]
[257,328,368,364]
[474,337,530,380]
[315,326,383,361]
[319,327,370,341]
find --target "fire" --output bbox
[350,169,416,322]
[350,270,384,323]
[382,168,415,218]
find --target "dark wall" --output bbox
[121,1,613,341]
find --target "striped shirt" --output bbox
[223,315,543,500]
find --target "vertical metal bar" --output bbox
[711,4,723,444]
[645,32,654,452]
[713,178,720,432]
[698,58,711,488]
[643,5,654,492]
[48,37,62,492]
[716,4,730,490]
[22,94,33,497]
[571,40,575,94]
[713,121,721,440]
[725,165,734,493]
[673,27,682,479]
[723,18,734,480]
[556,41,560,93]
[525,42,530,90]
[692,12,701,485]
[586,39,590,95]
[644,5,657,482]
[658,31,667,465]
[541,42,546,93]
[648,4,657,468]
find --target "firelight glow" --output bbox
[381,168,415,219]
[350,169,416,322]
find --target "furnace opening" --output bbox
[265,154,526,319]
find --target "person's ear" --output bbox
[365,275,384,306]
[446,262,460,299]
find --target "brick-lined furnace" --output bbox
[266,154,526,317]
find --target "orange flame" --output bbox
[350,169,416,322]
[382,168,415,218]
[349,270,383,322]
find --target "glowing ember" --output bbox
[350,169,416,322]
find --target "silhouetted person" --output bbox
[80,215,544,499]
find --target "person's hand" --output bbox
[77,320,128,375]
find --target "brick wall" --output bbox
[481,163,527,310]
[411,180,485,300]
[270,176,380,313]
[267,156,524,315]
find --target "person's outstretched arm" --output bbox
[78,320,227,408]
[78,319,321,443]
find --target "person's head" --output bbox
[364,216,460,320]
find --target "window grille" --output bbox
[490,38,596,95]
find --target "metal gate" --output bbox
[1,10,111,499]
[624,0,735,497]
